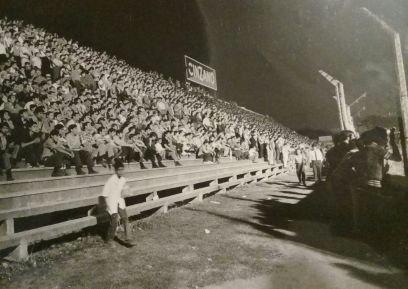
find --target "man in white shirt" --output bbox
[102,159,136,247]
[308,143,324,182]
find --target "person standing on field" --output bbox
[102,158,136,247]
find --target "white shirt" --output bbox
[294,154,306,164]
[309,149,324,162]
[102,174,128,215]
[0,43,6,55]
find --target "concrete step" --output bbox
[0,157,209,181]
[0,162,271,211]
[0,159,253,194]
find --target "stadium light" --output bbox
[318,70,352,131]
[361,7,408,175]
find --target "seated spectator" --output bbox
[128,132,147,169]
[113,129,134,164]
[198,139,215,163]
[162,131,182,166]
[18,120,43,167]
[42,129,73,177]
[144,132,166,168]
[154,136,166,160]
[66,124,98,175]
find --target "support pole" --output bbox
[337,82,352,130]
[335,86,345,130]
[394,33,408,175]
[361,7,408,175]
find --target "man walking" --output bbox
[294,148,307,186]
[308,143,324,182]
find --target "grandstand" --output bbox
[0,18,309,259]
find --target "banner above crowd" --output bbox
[185,55,217,91]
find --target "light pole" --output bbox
[348,92,367,132]
[361,7,408,175]
[319,70,351,130]
[336,81,354,130]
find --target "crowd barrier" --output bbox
[0,160,286,260]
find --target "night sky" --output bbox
[1,0,408,132]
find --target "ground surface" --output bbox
[1,172,408,289]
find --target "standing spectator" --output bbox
[294,149,307,186]
[351,127,399,232]
[248,143,257,163]
[329,139,359,233]
[281,142,290,168]
[308,143,324,182]
[326,130,355,177]
[275,137,284,164]
[0,122,16,180]
[268,137,275,165]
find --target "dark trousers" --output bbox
[311,160,322,181]
[351,185,390,233]
[43,151,71,171]
[72,150,93,171]
[134,150,146,162]
[106,208,131,242]
[296,163,306,184]
[144,148,163,167]
[331,180,353,230]
[120,146,134,163]
[0,151,11,170]
[214,148,223,162]
[21,143,43,166]
[275,148,281,163]
[258,144,264,159]
[233,149,242,160]
[262,144,268,161]
[202,153,214,162]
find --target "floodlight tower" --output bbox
[318,70,351,130]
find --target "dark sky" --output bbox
[1,0,408,132]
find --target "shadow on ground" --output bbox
[189,173,408,288]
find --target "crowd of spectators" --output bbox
[0,17,310,181]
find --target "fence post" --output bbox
[0,218,14,235]
[1,219,29,261]
[145,191,159,202]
